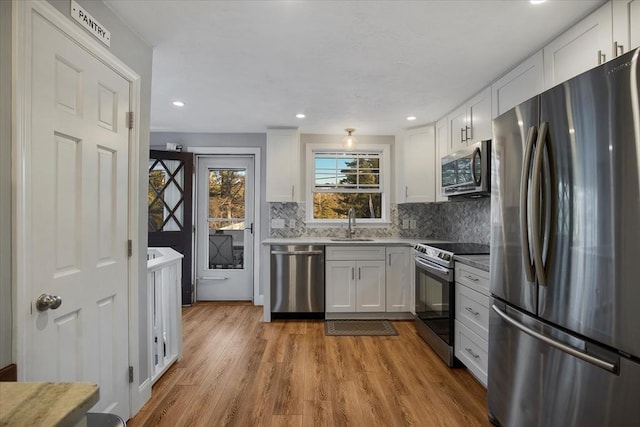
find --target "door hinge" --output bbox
[127,240,133,257]
[126,112,134,129]
[128,366,134,383]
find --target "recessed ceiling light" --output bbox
[407,116,417,121]
[296,113,306,119]
[530,0,546,4]
[172,101,185,107]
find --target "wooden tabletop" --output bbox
[0,382,99,427]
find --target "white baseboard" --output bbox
[130,378,151,418]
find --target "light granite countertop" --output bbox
[0,382,99,427]
[262,237,448,246]
[454,254,491,272]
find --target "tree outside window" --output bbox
[312,152,382,220]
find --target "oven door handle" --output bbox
[414,257,450,277]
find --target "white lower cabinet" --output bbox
[385,246,413,312]
[455,320,489,386]
[454,262,490,387]
[354,261,386,312]
[325,260,357,312]
[326,246,386,313]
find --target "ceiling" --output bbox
[104,0,604,136]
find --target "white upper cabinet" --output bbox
[613,0,640,56]
[396,125,436,203]
[435,117,449,202]
[448,86,492,152]
[266,128,299,202]
[543,2,613,90]
[448,104,469,152]
[492,50,544,119]
[467,87,492,144]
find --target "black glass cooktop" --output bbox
[424,242,490,255]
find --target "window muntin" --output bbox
[309,149,387,222]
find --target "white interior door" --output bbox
[23,10,130,418]
[196,156,255,300]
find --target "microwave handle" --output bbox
[471,147,481,186]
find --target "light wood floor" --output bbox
[128,302,490,427]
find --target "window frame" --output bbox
[305,142,391,226]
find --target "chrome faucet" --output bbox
[347,208,356,238]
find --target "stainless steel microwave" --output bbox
[441,140,491,198]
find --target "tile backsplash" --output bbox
[269,198,490,245]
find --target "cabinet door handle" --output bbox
[460,127,465,143]
[358,267,361,280]
[614,41,624,57]
[465,306,480,316]
[405,186,408,198]
[465,274,479,282]
[351,267,355,280]
[465,125,471,142]
[598,50,606,65]
[465,347,480,359]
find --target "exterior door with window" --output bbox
[196,156,254,300]
[148,150,194,304]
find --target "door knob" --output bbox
[36,293,63,312]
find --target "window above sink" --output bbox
[305,142,391,226]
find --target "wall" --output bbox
[150,132,268,296]
[2,0,153,389]
[0,0,13,369]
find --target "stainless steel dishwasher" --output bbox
[270,245,324,319]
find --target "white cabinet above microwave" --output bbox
[449,87,492,151]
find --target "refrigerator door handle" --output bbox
[531,122,548,286]
[491,304,617,373]
[520,126,537,282]
[540,133,556,277]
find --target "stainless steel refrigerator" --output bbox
[489,47,640,427]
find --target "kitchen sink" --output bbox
[329,238,375,242]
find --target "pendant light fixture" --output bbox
[343,128,358,150]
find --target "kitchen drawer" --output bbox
[326,246,386,261]
[455,283,490,341]
[455,320,488,387]
[455,262,490,295]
